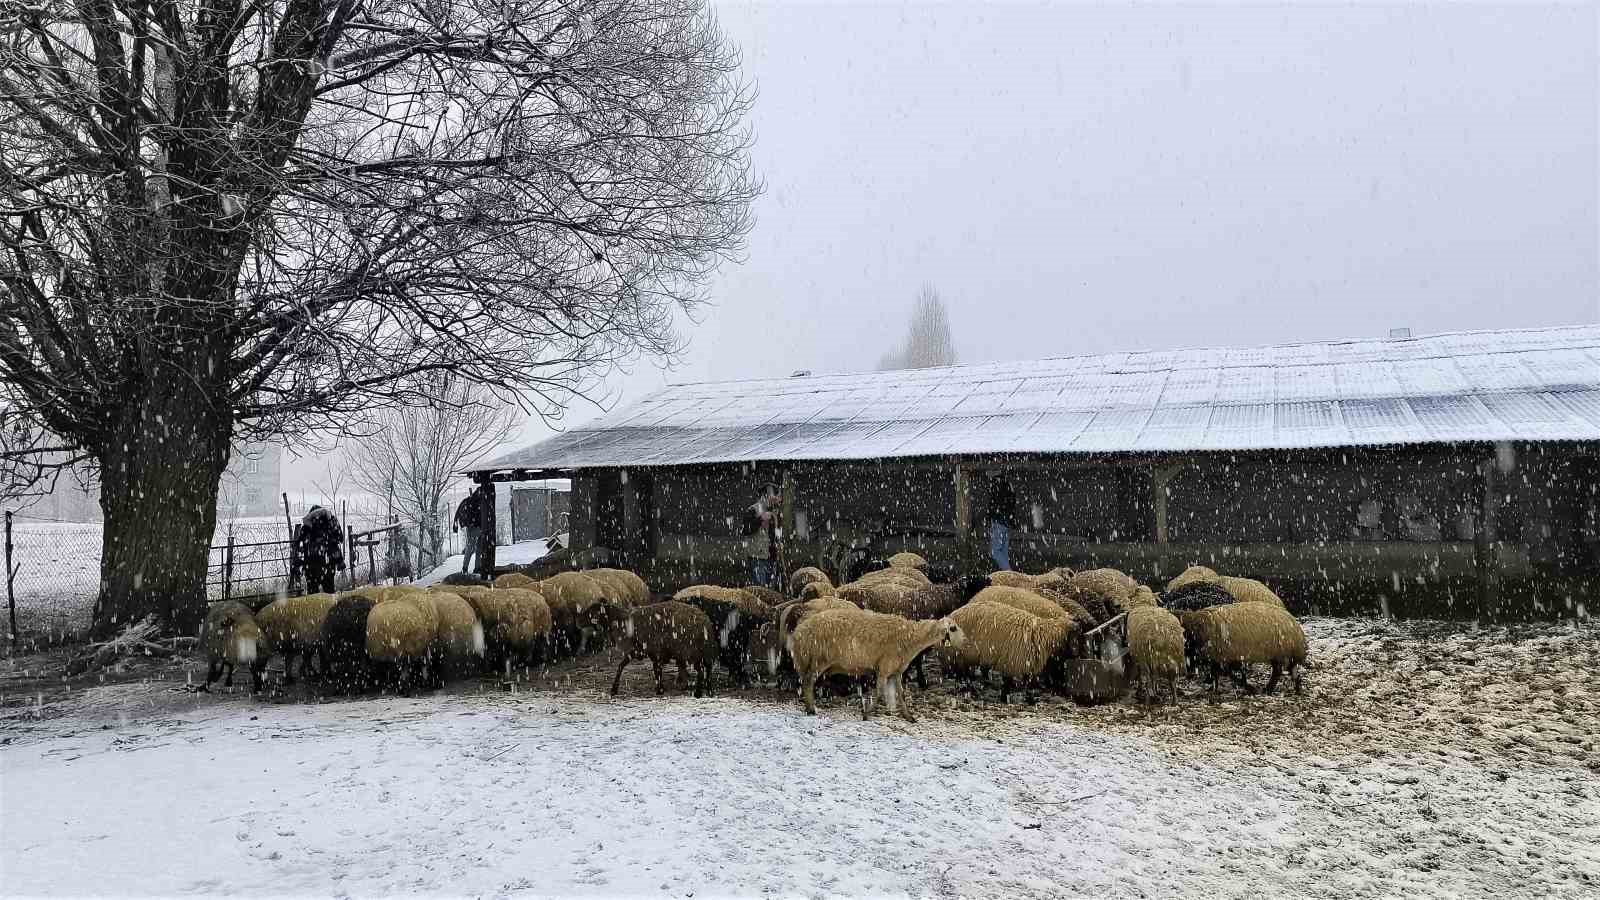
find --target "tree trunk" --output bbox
[92,372,233,639]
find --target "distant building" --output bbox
[26,442,283,522]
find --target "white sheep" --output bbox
[788,608,965,722]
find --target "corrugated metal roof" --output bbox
[480,325,1600,471]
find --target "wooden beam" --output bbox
[780,469,796,540]
[1476,458,1499,618]
[953,464,974,568]
[1151,462,1185,546]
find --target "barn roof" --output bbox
[477,324,1600,472]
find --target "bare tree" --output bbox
[345,378,518,573]
[877,284,957,371]
[0,1,759,635]
[308,455,350,510]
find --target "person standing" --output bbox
[296,504,345,593]
[986,472,1016,571]
[454,484,485,574]
[742,482,782,588]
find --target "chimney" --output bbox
[1388,327,1411,340]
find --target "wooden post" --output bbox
[780,470,796,582]
[1476,458,1499,619]
[1151,462,1184,576]
[954,463,974,569]
[345,523,355,590]
[477,478,497,577]
[223,527,235,604]
[282,492,293,541]
[6,510,16,643]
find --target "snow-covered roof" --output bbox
[479,325,1600,471]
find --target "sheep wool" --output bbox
[426,591,486,660]
[1125,606,1184,704]
[852,575,990,621]
[1161,581,1236,613]
[1128,585,1159,609]
[1183,602,1308,694]
[1215,576,1288,610]
[366,594,437,663]
[789,608,964,721]
[887,551,929,572]
[584,568,652,607]
[674,585,777,686]
[201,601,268,692]
[610,601,718,698]
[854,567,931,589]
[255,593,339,683]
[787,566,833,598]
[945,601,1074,698]
[986,570,1039,589]
[798,580,836,601]
[971,585,1072,622]
[493,572,537,589]
[1165,564,1219,595]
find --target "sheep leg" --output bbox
[652,659,666,695]
[1232,665,1257,695]
[911,651,928,691]
[609,654,630,697]
[801,671,818,715]
[1264,661,1283,695]
[1291,661,1304,694]
[894,673,918,723]
[676,659,689,689]
[1000,676,1016,704]
[282,649,298,686]
[1208,662,1221,699]
[250,658,268,693]
[223,662,236,688]
[202,660,221,691]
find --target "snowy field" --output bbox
[2,615,1597,898]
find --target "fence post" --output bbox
[346,523,355,590]
[6,510,16,643]
[223,527,235,604]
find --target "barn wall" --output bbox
[554,443,1595,620]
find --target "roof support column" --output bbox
[1152,462,1185,578]
[954,462,976,571]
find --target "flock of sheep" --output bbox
[198,555,1310,721]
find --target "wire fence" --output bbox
[3,508,473,639]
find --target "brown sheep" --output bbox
[541,571,613,656]
[584,568,652,609]
[945,601,1076,704]
[674,585,776,686]
[887,551,929,572]
[201,601,268,692]
[789,608,965,722]
[787,566,833,598]
[798,581,836,600]
[1180,602,1308,695]
[493,572,538,589]
[609,601,717,698]
[1215,576,1288,610]
[465,587,554,671]
[255,593,338,684]
[1125,606,1184,705]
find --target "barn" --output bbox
[471,325,1600,620]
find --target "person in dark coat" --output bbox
[296,505,345,593]
[454,485,486,574]
[986,473,1016,571]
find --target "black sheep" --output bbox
[320,595,376,695]
[1161,581,1236,612]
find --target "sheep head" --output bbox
[933,617,966,650]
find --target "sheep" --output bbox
[1070,568,1138,601]
[200,601,268,693]
[787,566,833,598]
[798,580,836,600]
[748,621,783,681]
[461,588,553,672]
[1125,606,1184,705]
[493,572,537,589]
[673,585,775,687]
[987,570,1039,589]
[742,584,787,608]
[254,593,339,685]
[584,568,652,607]
[1128,585,1159,609]
[887,551,929,572]
[609,601,718,698]
[789,608,965,722]
[848,575,991,689]
[320,595,377,693]
[944,601,1075,704]
[771,595,858,686]
[1215,576,1288,610]
[1180,602,1308,696]
[1165,564,1218,595]
[541,571,613,656]
[972,584,1070,621]
[425,591,486,680]
[366,592,440,693]
[854,566,931,588]
[1161,581,1236,613]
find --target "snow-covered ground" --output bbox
[2,615,1597,898]
[414,537,559,586]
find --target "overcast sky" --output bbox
[285,1,1599,490]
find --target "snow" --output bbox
[413,537,559,587]
[3,616,1597,898]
